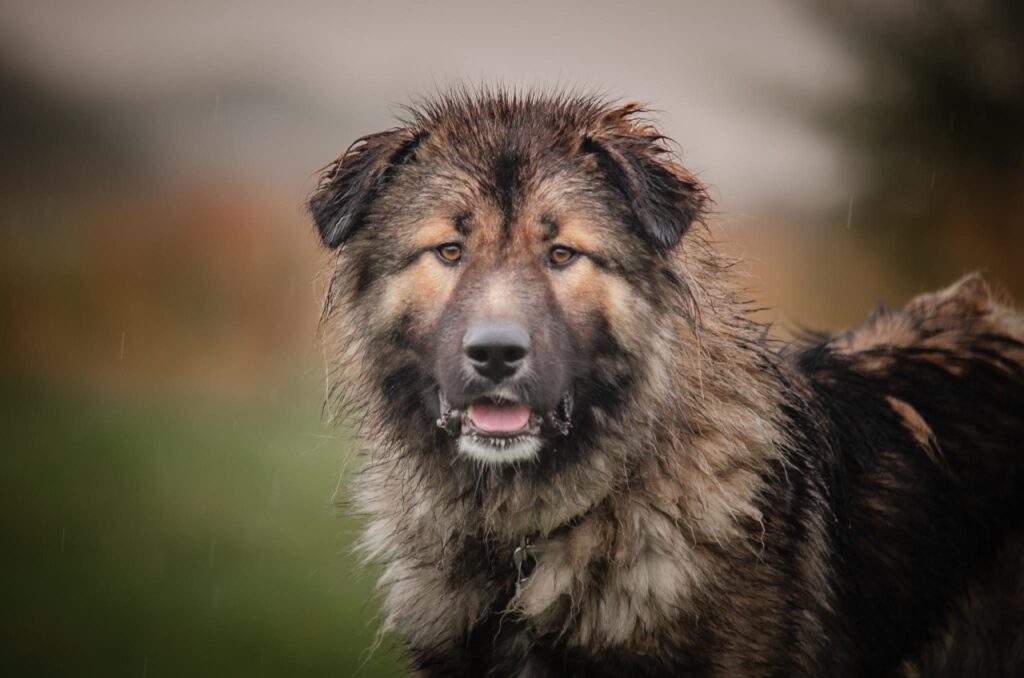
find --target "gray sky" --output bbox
[2,0,857,215]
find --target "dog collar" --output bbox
[512,536,542,593]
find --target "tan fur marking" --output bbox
[553,214,604,252]
[380,257,455,322]
[886,396,942,463]
[411,217,460,249]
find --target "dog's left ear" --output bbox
[309,128,424,248]
[584,104,708,250]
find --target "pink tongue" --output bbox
[468,402,531,433]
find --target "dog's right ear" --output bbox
[308,128,424,248]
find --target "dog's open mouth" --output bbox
[466,401,539,436]
[437,391,572,464]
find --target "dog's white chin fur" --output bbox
[458,435,542,464]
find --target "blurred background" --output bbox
[2,0,1021,675]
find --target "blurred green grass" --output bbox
[0,379,404,677]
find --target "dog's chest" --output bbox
[508,524,709,650]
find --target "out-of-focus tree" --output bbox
[800,0,1024,291]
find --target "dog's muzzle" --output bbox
[437,389,573,464]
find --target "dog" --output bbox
[308,88,1024,676]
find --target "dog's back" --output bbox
[791,274,1024,675]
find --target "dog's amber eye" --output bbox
[547,246,577,267]
[436,243,463,264]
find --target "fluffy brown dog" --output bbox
[308,89,1024,676]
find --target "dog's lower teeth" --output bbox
[457,433,541,464]
[472,435,522,449]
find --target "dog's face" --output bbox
[312,94,706,468]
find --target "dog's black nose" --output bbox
[463,321,530,382]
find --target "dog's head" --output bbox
[312,91,707,470]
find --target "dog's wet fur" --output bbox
[309,88,1024,676]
